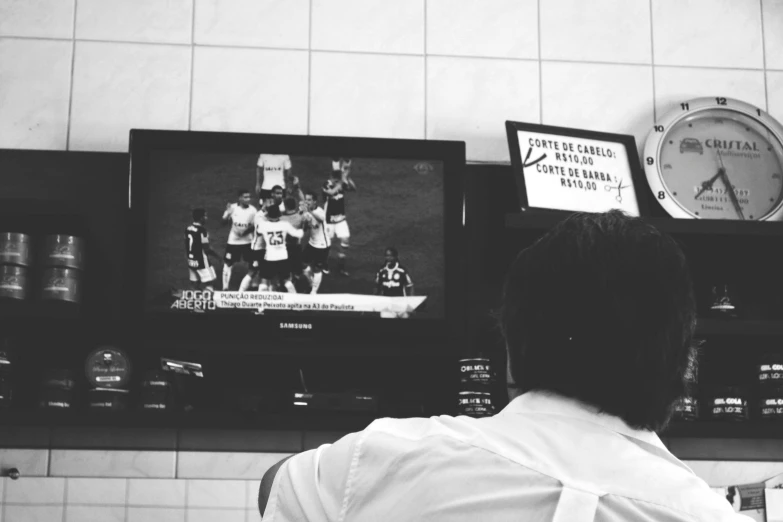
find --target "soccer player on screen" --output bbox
[301,191,330,294]
[254,205,304,293]
[280,197,306,283]
[185,209,220,291]
[256,154,291,200]
[271,185,287,214]
[238,207,270,292]
[376,247,414,319]
[221,190,257,290]
[323,164,356,276]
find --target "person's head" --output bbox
[192,208,207,224]
[272,185,284,203]
[263,196,276,210]
[330,169,342,181]
[499,210,696,432]
[385,247,398,267]
[304,190,318,211]
[283,197,297,213]
[265,205,281,221]
[237,189,252,207]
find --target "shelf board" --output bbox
[0,409,381,433]
[662,420,783,439]
[696,318,783,336]
[506,212,783,237]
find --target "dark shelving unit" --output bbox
[663,421,783,440]
[696,318,783,337]
[506,212,783,237]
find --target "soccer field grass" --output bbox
[145,152,445,318]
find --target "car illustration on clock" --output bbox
[679,138,704,154]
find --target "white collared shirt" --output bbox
[262,391,751,521]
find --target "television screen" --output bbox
[143,151,444,320]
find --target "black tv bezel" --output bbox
[127,129,466,356]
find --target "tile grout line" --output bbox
[125,478,130,522]
[307,0,313,135]
[649,0,657,122]
[187,0,197,131]
[537,0,542,124]
[1,33,781,73]
[760,0,769,112]
[64,0,78,151]
[423,0,428,140]
[2,474,6,522]
[184,479,190,522]
[62,478,68,522]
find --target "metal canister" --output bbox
[758,353,783,390]
[42,235,85,269]
[709,386,749,421]
[0,265,29,300]
[672,396,699,421]
[40,267,82,303]
[88,388,129,411]
[759,391,783,421]
[138,370,171,411]
[0,233,31,266]
[457,390,495,418]
[458,358,495,388]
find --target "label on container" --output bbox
[759,363,783,385]
[459,358,494,386]
[457,391,494,417]
[710,396,748,420]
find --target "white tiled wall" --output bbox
[0,476,263,522]
[0,0,780,162]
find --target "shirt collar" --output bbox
[385,262,400,271]
[499,390,667,451]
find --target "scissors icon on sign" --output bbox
[605,179,629,203]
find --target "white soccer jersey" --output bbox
[306,207,331,249]
[251,212,268,251]
[258,154,291,191]
[256,220,304,261]
[225,204,257,245]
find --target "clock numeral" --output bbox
[657,191,666,200]
[681,103,690,111]
[716,97,727,106]
[646,157,654,166]
[654,125,664,132]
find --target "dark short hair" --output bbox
[266,205,281,219]
[283,197,297,211]
[499,210,696,432]
[331,169,342,179]
[192,208,206,222]
[385,247,398,258]
[304,189,317,200]
[272,185,283,193]
[238,189,251,197]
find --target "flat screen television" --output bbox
[127,130,466,356]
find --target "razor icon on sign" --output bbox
[522,147,547,169]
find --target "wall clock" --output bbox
[643,97,783,220]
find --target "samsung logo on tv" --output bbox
[279,323,313,330]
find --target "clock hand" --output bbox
[694,169,724,199]
[720,170,745,220]
[716,149,726,170]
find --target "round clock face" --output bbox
[644,97,783,220]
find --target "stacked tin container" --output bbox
[0,231,84,305]
[39,234,85,305]
[0,232,32,301]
